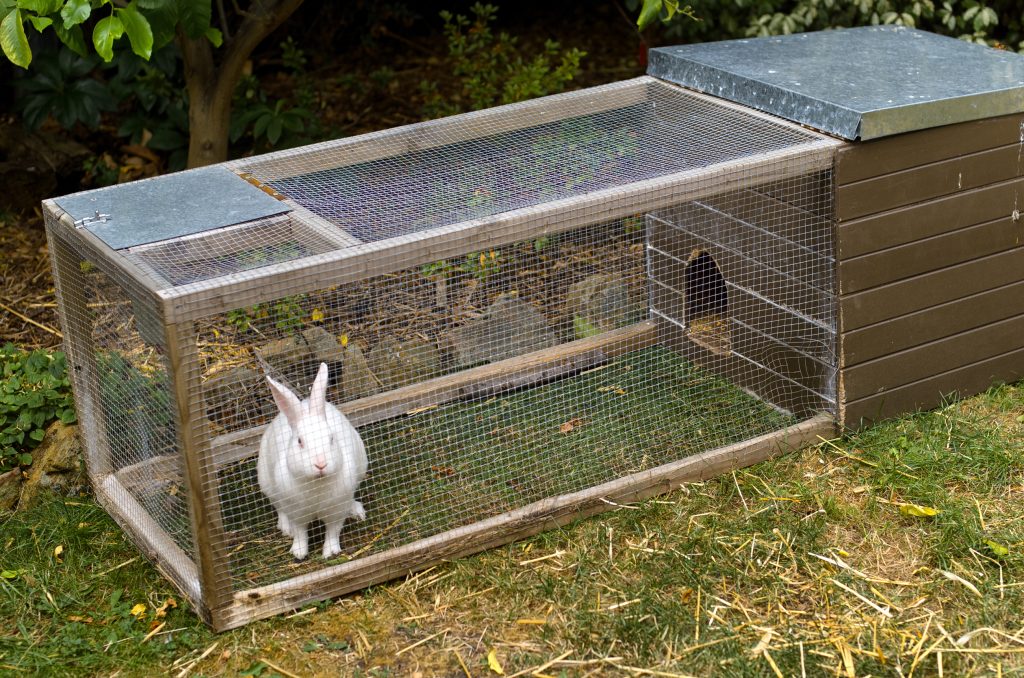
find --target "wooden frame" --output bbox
[218,413,834,630]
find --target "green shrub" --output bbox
[0,345,77,472]
[421,3,585,118]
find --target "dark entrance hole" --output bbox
[684,251,731,355]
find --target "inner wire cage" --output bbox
[45,76,841,629]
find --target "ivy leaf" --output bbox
[899,503,940,518]
[60,0,90,28]
[573,313,601,339]
[117,4,152,60]
[1,8,31,68]
[92,14,124,62]
[637,0,663,29]
[177,0,210,39]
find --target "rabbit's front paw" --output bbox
[289,532,309,561]
[277,512,293,537]
[351,501,366,521]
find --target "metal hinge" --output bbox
[73,211,110,229]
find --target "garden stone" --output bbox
[0,469,23,512]
[302,326,346,365]
[368,336,441,389]
[567,274,641,338]
[451,293,557,367]
[18,421,87,511]
[259,334,315,388]
[341,343,379,399]
[202,366,274,424]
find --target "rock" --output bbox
[0,469,23,512]
[259,334,315,388]
[302,326,346,365]
[341,343,379,399]
[18,421,87,510]
[567,274,642,338]
[202,366,275,425]
[450,293,557,367]
[368,336,442,389]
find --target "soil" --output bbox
[0,1,649,351]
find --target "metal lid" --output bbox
[648,26,1024,140]
[54,166,291,250]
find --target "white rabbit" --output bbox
[258,362,368,560]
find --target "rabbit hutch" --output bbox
[44,27,1024,629]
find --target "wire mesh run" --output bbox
[45,76,841,628]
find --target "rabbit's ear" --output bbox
[309,362,329,418]
[267,377,303,430]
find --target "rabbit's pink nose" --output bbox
[314,457,327,472]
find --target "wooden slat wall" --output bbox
[836,112,1024,427]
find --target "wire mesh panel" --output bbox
[45,76,841,628]
[44,218,202,609]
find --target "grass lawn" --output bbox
[1,381,1023,677]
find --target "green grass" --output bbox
[2,382,1023,676]
[216,346,793,590]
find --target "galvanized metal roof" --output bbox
[54,166,291,250]
[648,26,1024,140]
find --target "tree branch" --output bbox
[217,0,304,94]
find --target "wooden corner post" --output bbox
[164,321,234,628]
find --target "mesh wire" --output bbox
[44,219,196,575]
[49,77,840,619]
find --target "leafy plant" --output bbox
[14,47,110,129]
[420,250,502,282]
[0,345,76,472]
[227,294,308,334]
[420,3,585,118]
[230,38,319,150]
[2,0,305,167]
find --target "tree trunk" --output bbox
[178,0,305,168]
[185,80,234,169]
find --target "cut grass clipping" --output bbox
[1,382,1022,676]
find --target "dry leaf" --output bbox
[154,597,177,619]
[53,545,63,559]
[487,648,505,675]
[899,503,940,518]
[560,417,583,434]
[431,465,456,478]
[985,540,1010,558]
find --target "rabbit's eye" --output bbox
[297,436,304,448]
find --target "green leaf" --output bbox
[53,20,86,55]
[985,539,1009,558]
[1,8,31,68]
[26,14,50,31]
[899,503,940,518]
[16,452,32,466]
[28,427,45,441]
[117,4,152,59]
[18,0,62,13]
[637,0,663,29]
[205,25,221,47]
[60,0,90,28]
[177,0,210,39]
[0,570,18,579]
[92,14,124,62]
